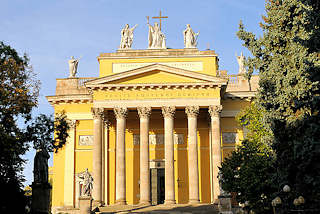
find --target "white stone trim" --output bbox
[220,110,240,118]
[224,91,256,99]
[93,98,220,109]
[64,113,93,120]
[85,63,227,86]
[46,94,92,105]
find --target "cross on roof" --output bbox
[152,10,168,31]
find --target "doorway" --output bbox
[150,168,165,205]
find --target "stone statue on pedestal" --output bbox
[68,56,80,78]
[32,145,52,214]
[34,146,50,183]
[119,24,138,49]
[236,52,247,75]
[147,17,166,49]
[79,168,93,197]
[183,24,199,48]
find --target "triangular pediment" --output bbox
[85,63,227,87]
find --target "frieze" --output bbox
[133,133,184,145]
[222,132,238,144]
[79,135,93,146]
[96,88,218,101]
[112,62,203,73]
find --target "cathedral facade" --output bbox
[47,48,258,211]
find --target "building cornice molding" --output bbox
[46,94,93,105]
[87,82,224,91]
[223,91,256,100]
[85,63,227,86]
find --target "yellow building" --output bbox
[47,48,258,212]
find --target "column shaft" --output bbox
[138,107,151,205]
[186,106,200,204]
[114,107,127,205]
[162,106,176,204]
[92,108,104,204]
[209,105,223,204]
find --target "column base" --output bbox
[116,199,127,205]
[164,199,176,205]
[139,200,151,206]
[188,199,200,204]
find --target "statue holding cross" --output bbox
[146,10,168,49]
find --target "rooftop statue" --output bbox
[147,17,166,49]
[68,56,80,78]
[119,24,138,49]
[183,24,199,48]
[236,52,247,75]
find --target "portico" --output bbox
[90,103,223,205]
[47,48,257,211]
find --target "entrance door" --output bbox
[157,169,165,204]
[150,168,165,205]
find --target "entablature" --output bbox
[46,94,93,105]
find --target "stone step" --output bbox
[96,204,219,214]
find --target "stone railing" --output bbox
[78,77,96,87]
[225,74,259,92]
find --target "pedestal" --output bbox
[31,182,52,214]
[218,195,233,214]
[79,196,92,214]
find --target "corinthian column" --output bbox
[186,106,200,204]
[114,107,128,205]
[91,107,104,205]
[209,105,222,203]
[137,107,151,205]
[161,106,176,204]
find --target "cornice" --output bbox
[46,94,93,105]
[87,82,225,91]
[223,91,256,100]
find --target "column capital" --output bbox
[137,107,152,119]
[185,106,199,118]
[208,105,223,117]
[91,107,104,119]
[68,119,78,129]
[161,106,176,119]
[114,107,128,119]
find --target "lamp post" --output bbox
[271,185,305,214]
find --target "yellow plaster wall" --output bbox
[99,56,217,77]
[51,145,65,207]
[54,103,93,114]
[52,103,93,208]
[75,120,93,173]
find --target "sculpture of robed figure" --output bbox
[147,16,166,49]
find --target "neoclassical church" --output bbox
[47,21,258,213]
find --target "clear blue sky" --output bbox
[0,0,266,186]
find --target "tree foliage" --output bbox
[0,41,39,213]
[220,140,276,214]
[236,101,273,150]
[0,41,69,213]
[236,0,320,209]
[27,112,69,153]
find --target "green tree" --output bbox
[237,0,320,209]
[220,102,275,213]
[27,113,69,153]
[236,101,272,150]
[220,140,275,214]
[0,42,69,213]
[0,41,39,213]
